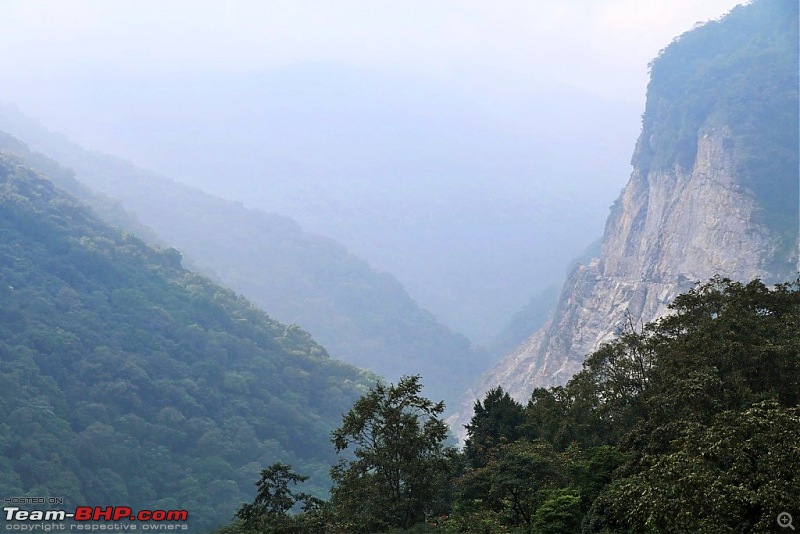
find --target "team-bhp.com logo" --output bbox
[4,506,188,530]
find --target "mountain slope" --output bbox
[0,115,485,406]
[456,0,799,426]
[0,154,376,530]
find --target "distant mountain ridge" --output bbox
[453,0,799,431]
[0,111,486,406]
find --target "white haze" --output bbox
[0,0,742,343]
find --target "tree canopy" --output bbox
[329,375,456,532]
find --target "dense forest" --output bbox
[216,276,799,533]
[0,154,377,530]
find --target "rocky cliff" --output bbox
[454,0,799,430]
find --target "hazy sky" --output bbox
[4,0,743,104]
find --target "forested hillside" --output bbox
[0,116,485,406]
[0,154,375,530]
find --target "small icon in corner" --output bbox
[778,512,795,530]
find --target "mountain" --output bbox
[455,0,799,428]
[0,113,485,407]
[0,153,377,530]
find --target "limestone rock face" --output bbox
[451,120,797,433]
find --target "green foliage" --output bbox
[596,278,800,531]
[464,386,525,467]
[608,400,800,533]
[456,440,565,530]
[530,489,582,534]
[329,375,456,532]
[234,463,324,533]
[0,156,375,530]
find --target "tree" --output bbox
[531,488,582,534]
[235,463,322,533]
[464,386,525,468]
[645,277,800,418]
[329,375,455,532]
[455,439,566,530]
